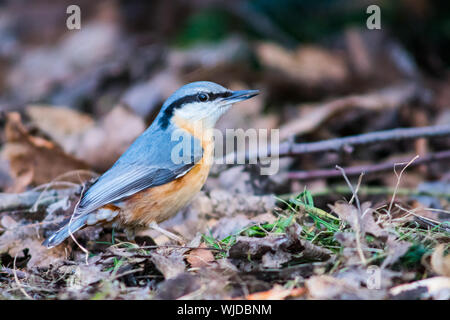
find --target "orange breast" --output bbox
[117,119,214,227]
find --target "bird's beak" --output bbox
[222,89,259,104]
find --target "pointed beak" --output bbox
[222,89,259,104]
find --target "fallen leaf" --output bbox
[228,225,310,270]
[331,201,388,238]
[381,236,411,268]
[74,105,145,170]
[279,83,419,139]
[257,43,348,85]
[430,244,450,277]
[156,269,232,300]
[306,275,386,299]
[244,285,305,300]
[186,243,215,268]
[0,216,69,268]
[2,112,90,192]
[389,277,450,300]
[150,248,186,280]
[26,105,95,146]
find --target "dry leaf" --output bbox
[244,285,305,300]
[306,275,386,299]
[26,105,95,150]
[257,43,348,85]
[390,277,450,300]
[381,236,411,268]
[0,216,69,268]
[430,244,450,277]
[186,243,215,268]
[279,83,419,139]
[2,112,90,192]
[150,248,186,280]
[73,105,145,170]
[331,201,387,238]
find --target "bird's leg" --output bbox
[149,222,184,244]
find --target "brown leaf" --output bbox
[331,201,387,238]
[150,248,186,280]
[256,43,348,85]
[186,243,215,268]
[2,112,90,192]
[243,285,305,300]
[381,236,411,268]
[389,277,450,300]
[0,216,69,268]
[279,83,419,139]
[73,105,145,170]
[26,105,95,147]
[306,275,386,300]
[430,244,450,277]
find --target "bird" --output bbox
[43,81,259,248]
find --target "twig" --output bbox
[335,165,367,265]
[0,188,77,212]
[231,124,450,163]
[13,253,32,300]
[387,155,419,218]
[287,150,450,180]
[279,124,450,157]
[278,186,450,200]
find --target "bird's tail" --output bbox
[42,216,88,248]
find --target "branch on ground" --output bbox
[287,150,450,180]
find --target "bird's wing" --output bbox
[72,128,203,218]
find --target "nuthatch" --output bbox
[43,81,259,248]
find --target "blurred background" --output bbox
[0,0,449,196]
[0,0,450,300]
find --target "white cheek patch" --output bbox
[86,208,120,225]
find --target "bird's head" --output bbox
[157,81,259,131]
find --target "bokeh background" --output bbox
[0,0,449,300]
[1,0,449,193]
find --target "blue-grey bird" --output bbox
[43,81,259,248]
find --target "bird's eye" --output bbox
[197,93,209,102]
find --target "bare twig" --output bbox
[233,124,450,163]
[13,253,32,300]
[387,155,419,218]
[335,165,367,265]
[0,188,77,212]
[279,124,450,157]
[287,150,450,180]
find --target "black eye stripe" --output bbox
[159,91,232,128]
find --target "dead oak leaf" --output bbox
[389,277,450,300]
[2,112,90,192]
[186,243,215,268]
[331,201,387,238]
[306,275,386,300]
[381,236,411,268]
[0,216,69,268]
[243,285,306,300]
[430,244,450,277]
[150,248,186,280]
